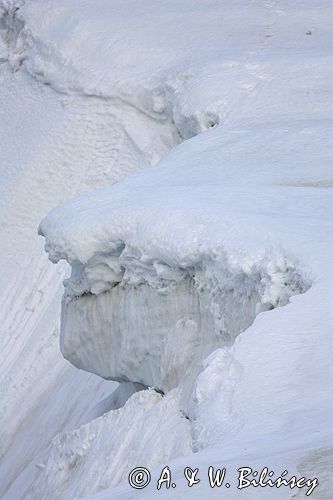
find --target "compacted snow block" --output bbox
[60,258,308,392]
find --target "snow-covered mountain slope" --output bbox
[0,0,178,496]
[1,0,332,499]
[40,119,333,499]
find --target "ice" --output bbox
[58,253,308,392]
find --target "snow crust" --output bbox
[1,0,333,498]
[26,388,191,500]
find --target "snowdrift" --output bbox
[40,197,309,392]
[1,0,332,498]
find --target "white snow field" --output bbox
[1,0,333,499]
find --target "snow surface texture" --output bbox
[26,388,191,499]
[1,0,333,499]
[58,253,307,392]
[0,0,177,495]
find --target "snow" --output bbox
[39,124,318,391]
[59,268,304,392]
[1,0,332,499]
[25,388,191,500]
[0,0,177,494]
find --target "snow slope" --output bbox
[40,120,333,499]
[0,0,177,495]
[1,0,333,499]
[26,388,191,500]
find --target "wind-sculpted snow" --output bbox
[0,0,181,496]
[57,249,307,392]
[38,115,320,394]
[2,0,333,498]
